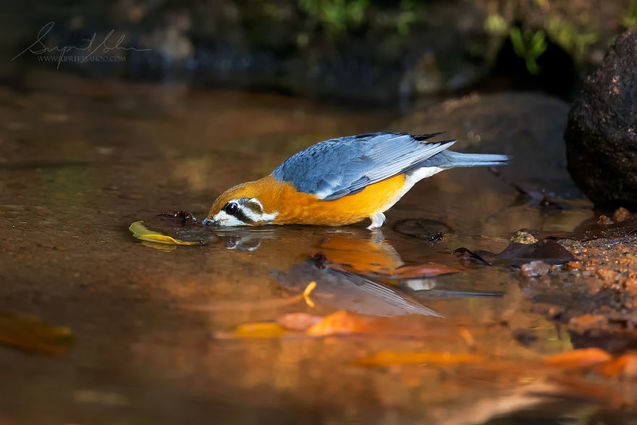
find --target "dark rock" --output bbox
[395,93,578,197]
[565,30,637,208]
[497,239,576,265]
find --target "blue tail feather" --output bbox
[422,150,511,168]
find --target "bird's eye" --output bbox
[224,202,239,215]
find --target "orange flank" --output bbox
[209,173,407,226]
[319,236,403,273]
[318,236,462,278]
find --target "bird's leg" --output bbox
[367,213,386,230]
[369,228,385,243]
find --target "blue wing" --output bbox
[272,132,455,200]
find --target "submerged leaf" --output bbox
[392,263,462,278]
[306,311,373,336]
[544,348,612,370]
[277,313,323,331]
[0,312,72,355]
[234,322,286,338]
[595,354,637,379]
[355,351,484,367]
[453,247,493,266]
[129,221,199,246]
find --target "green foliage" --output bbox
[298,0,370,36]
[546,17,598,62]
[509,26,547,75]
[396,0,417,36]
[622,3,637,28]
[484,14,508,36]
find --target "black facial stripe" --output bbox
[230,207,254,224]
[242,203,262,214]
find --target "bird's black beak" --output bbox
[202,218,218,226]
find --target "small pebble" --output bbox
[613,207,631,223]
[597,215,614,226]
[520,261,551,277]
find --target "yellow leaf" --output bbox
[303,281,317,308]
[234,322,286,338]
[0,312,73,355]
[128,221,199,246]
[355,351,484,367]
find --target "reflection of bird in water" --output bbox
[271,260,443,318]
[271,234,503,317]
[203,132,509,229]
[317,235,461,280]
[190,223,502,315]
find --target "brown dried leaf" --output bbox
[544,348,612,370]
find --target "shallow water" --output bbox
[3,72,634,424]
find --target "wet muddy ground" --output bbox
[1,72,636,424]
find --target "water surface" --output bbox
[2,72,624,425]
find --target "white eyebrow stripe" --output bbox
[213,200,279,227]
[239,202,278,222]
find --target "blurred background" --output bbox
[4,0,636,105]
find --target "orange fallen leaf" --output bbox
[306,311,373,336]
[595,353,637,379]
[392,263,462,278]
[277,313,323,331]
[544,348,612,370]
[234,322,286,338]
[355,351,484,367]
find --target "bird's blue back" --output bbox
[272,132,454,200]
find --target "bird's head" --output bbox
[203,182,278,227]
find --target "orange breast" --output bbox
[253,173,407,225]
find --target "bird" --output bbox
[203,132,510,229]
